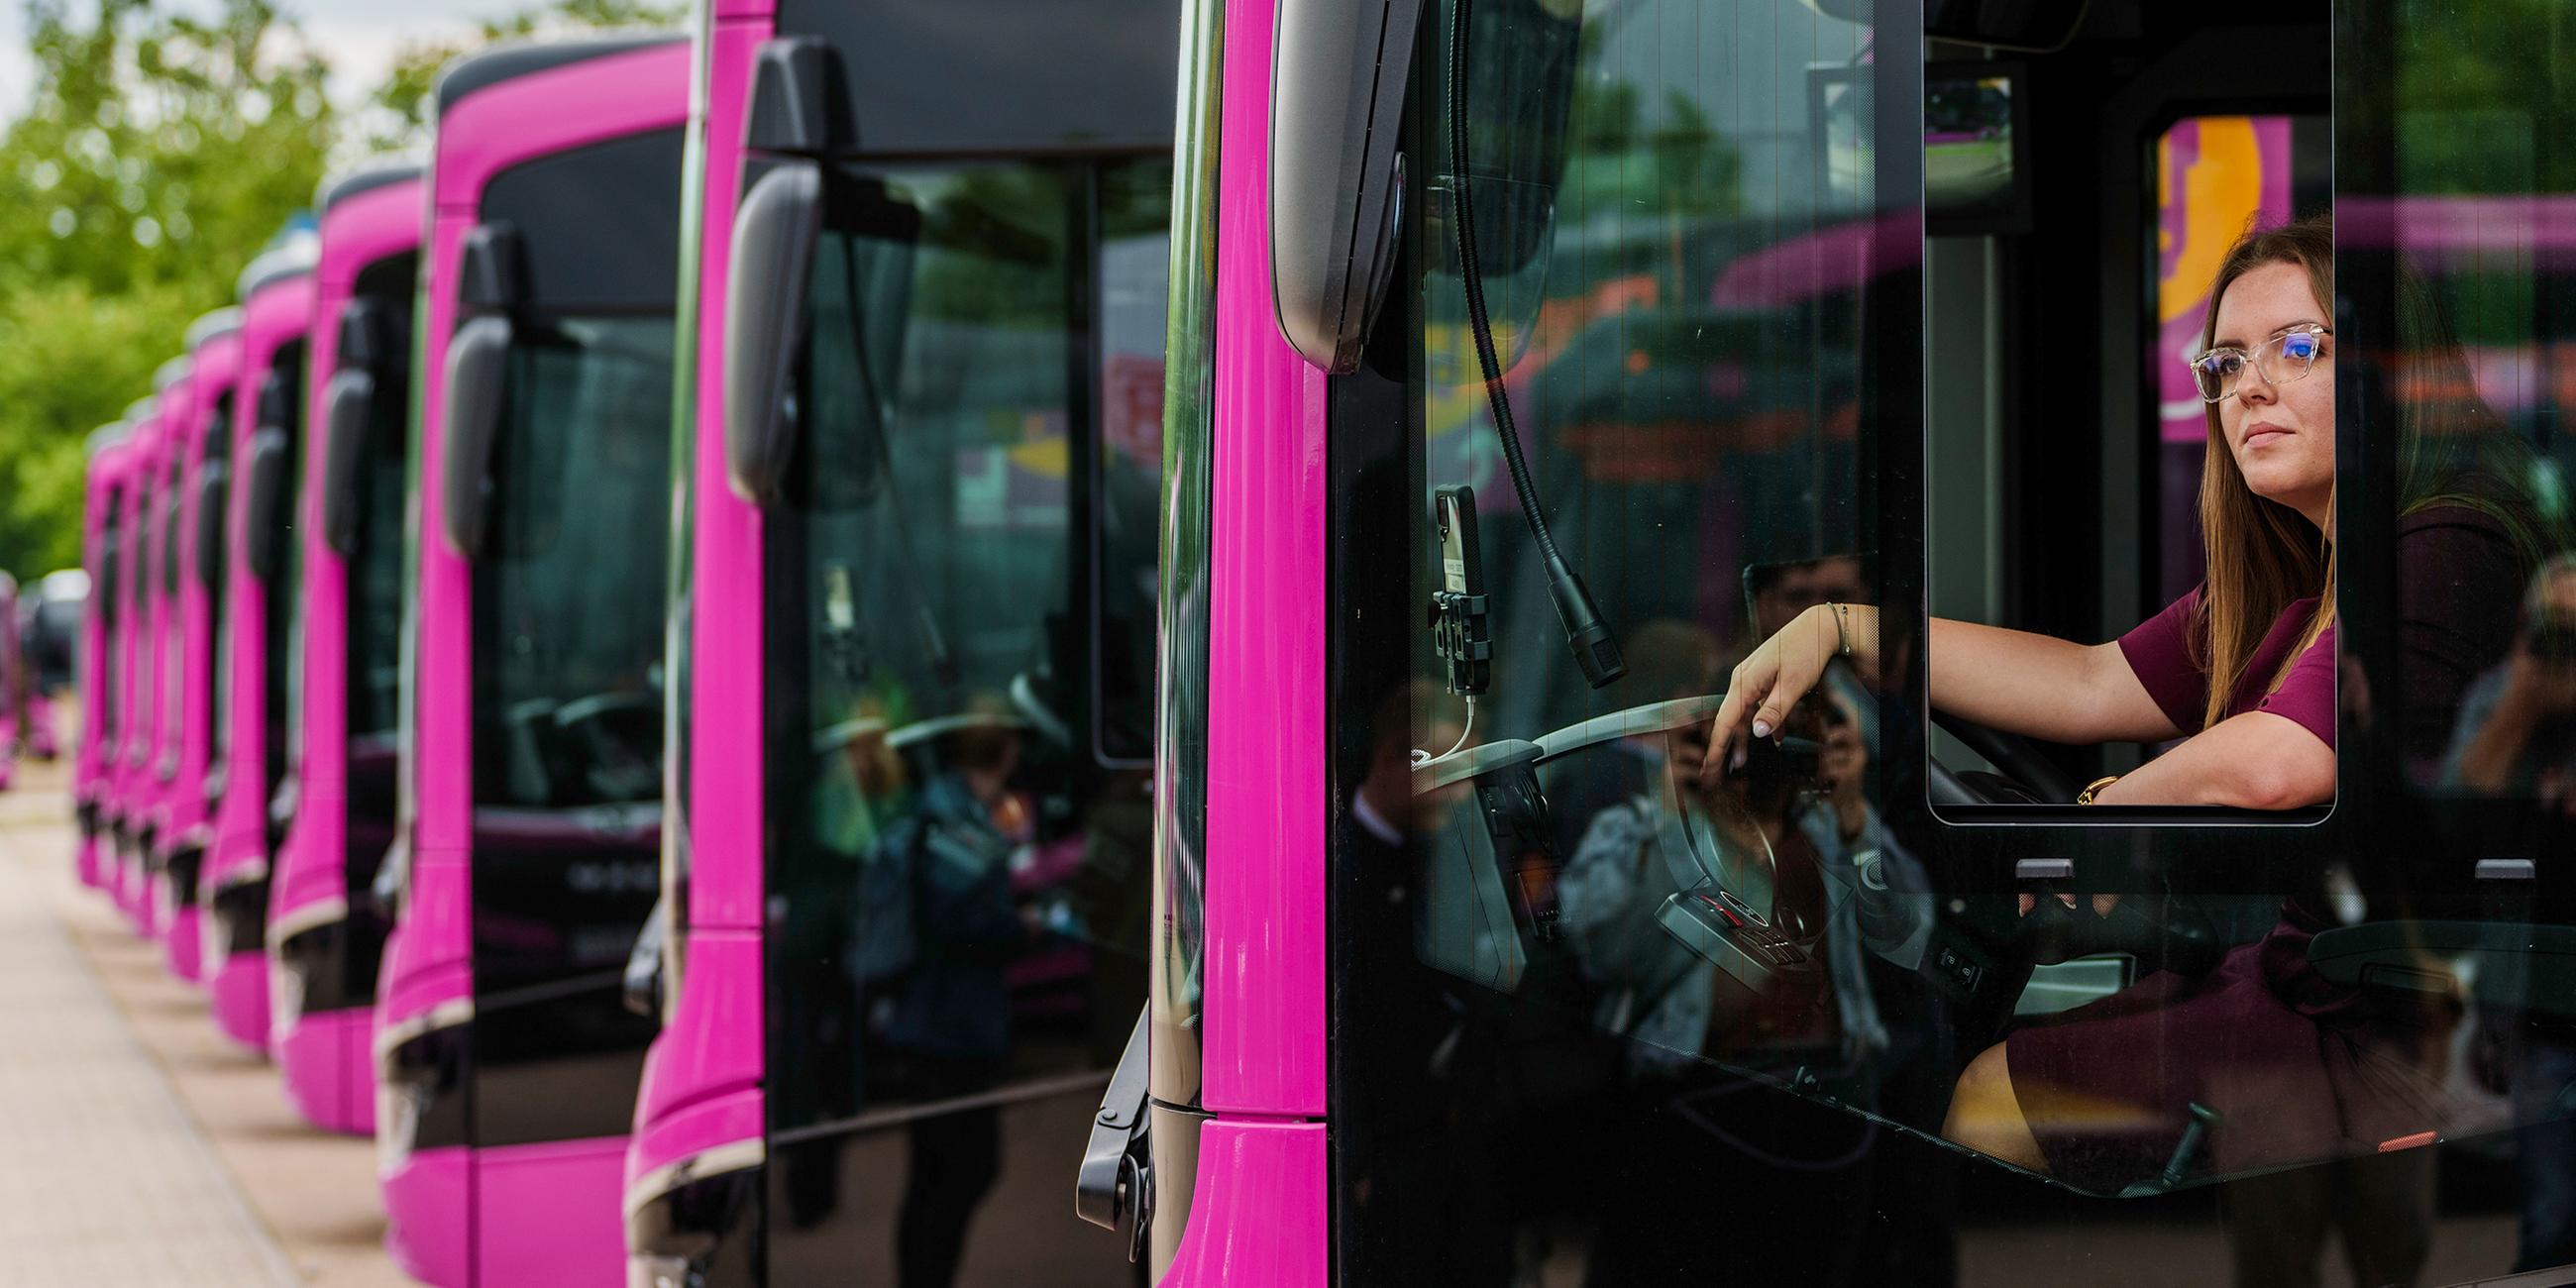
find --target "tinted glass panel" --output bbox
[1306,1,2576,1283]
[465,130,681,1148]
[762,156,1166,1284]
[264,340,306,802]
[349,257,416,746]
[775,0,1180,156]
[471,316,673,810]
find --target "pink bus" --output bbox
[202,239,318,1048]
[1080,0,2576,1283]
[123,365,186,936]
[622,3,1179,1283]
[102,397,156,910]
[154,307,245,981]
[372,36,687,1287]
[74,424,130,888]
[271,159,420,1134]
[0,571,19,791]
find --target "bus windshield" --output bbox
[473,314,674,810]
[761,154,1168,1183]
[1315,12,2576,1283]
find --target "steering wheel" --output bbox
[1412,694,2225,1034]
[1930,710,2082,805]
[552,691,663,804]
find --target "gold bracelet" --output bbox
[1828,602,1852,656]
[2076,774,2120,805]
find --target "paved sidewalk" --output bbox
[0,760,297,1286]
[0,740,409,1287]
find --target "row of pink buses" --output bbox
[59,0,2576,1285]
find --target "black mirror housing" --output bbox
[339,296,393,374]
[244,428,291,583]
[193,461,231,590]
[459,222,525,313]
[723,160,824,505]
[745,37,855,156]
[320,370,374,559]
[1270,0,1426,374]
[441,314,513,560]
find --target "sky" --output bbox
[0,0,511,122]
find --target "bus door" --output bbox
[696,8,1181,1282]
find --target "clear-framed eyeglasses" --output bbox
[2188,323,2331,403]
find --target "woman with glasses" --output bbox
[1704,213,2549,1189]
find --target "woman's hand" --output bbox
[1702,602,1862,789]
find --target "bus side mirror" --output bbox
[324,297,394,558]
[442,221,523,561]
[161,487,182,590]
[244,428,291,583]
[193,460,230,590]
[440,315,511,561]
[1270,0,1426,374]
[320,371,373,558]
[723,160,824,505]
[256,369,293,439]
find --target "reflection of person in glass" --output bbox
[2443,555,2576,1275]
[1707,215,2542,1192]
[866,711,1028,1288]
[2442,554,2576,804]
[1748,555,1870,641]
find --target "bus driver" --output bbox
[1703,214,2544,1187]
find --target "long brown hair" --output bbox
[2192,214,2560,729]
[2193,214,2337,729]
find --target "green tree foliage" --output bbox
[0,0,681,580]
[362,0,683,154]
[0,0,333,578]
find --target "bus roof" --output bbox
[316,156,422,215]
[238,236,319,301]
[434,34,684,118]
[184,307,243,351]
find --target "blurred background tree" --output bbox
[361,0,678,154]
[0,0,678,579]
[0,0,331,575]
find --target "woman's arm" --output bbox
[1707,603,2181,776]
[1928,617,2182,744]
[2089,710,2334,808]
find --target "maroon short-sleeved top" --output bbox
[2116,589,2336,746]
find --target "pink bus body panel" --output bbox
[272,174,417,1131]
[206,270,316,1046]
[474,1136,627,1288]
[163,326,243,981]
[0,580,17,791]
[107,422,154,912]
[624,8,769,1203]
[76,450,120,887]
[277,1007,375,1135]
[381,1144,472,1287]
[1162,1120,1331,1287]
[1203,0,1328,1117]
[1158,0,1334,1274]
[378,41,690,1286]
[129,401,176,934]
